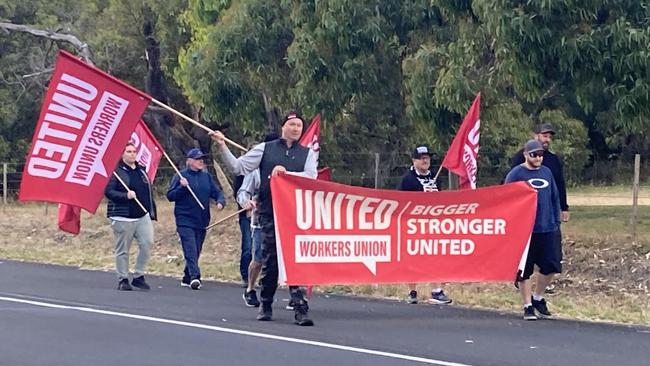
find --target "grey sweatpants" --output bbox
[110,215,153,280]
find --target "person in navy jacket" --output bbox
[167,148,225,290]
[506,140,561,320]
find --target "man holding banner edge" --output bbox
[211,111,318,326]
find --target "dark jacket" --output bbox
[105,161,157,220]
[511,149,569,211]
[398,166,439,192]
[167,168,226,229]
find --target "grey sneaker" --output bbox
[523,305,537,320]
[257,302,273,321]
[429,290,452,305]
[407,290,418,304]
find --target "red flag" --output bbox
[57,120,163,235]
[57,204,81,235]
[20,50,152,213]
[299,114,321,153]
[130,120,163,182]
[441,93,481,189]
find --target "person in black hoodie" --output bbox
[398,145,453,305]
[105,143,157,291]
[167,148,226,290]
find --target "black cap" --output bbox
[412,145,433,158]
[524,139,544,153]
[282,111,303,126]
[534,123,555,135]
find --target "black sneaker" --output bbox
[257,302,273,321]
[531,297,551,318]
[430,290,452,305]
[407,290,418,304]
[243,290,260,307]
[523,305,537,321]
[117,278,132,291]
[190,279,201,290]
[181,279,191,287]
[131,276,150,290]
[294,300,314,326]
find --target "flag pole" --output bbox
[162,151,206,211]
[150,98,247,152]
[206,208,247,230]
[432,165,444,183]
[112,172,148,214]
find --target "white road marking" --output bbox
[0,295,471,366]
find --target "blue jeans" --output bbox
[239,215,252,283]
[177,226,207,281]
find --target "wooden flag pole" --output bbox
[206,208,247,230]
[162,151,206,211]
[112,172,148,214]
[150,98,247,152]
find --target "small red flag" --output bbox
[441,93,481,189]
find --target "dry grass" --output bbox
[1,197,648,325]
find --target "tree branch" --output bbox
[0,22,93,65]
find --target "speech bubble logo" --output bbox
[294,235,391,275]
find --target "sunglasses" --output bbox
[528,151,544,158]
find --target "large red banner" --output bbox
[20,50,151,213]
[272,174,536,285]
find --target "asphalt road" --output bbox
[0,260,647,366]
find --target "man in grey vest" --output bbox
[212,112,318,326]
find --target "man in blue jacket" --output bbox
[505,140,561,320]
[167,148,226,290]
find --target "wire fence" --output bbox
[1,153,649,204]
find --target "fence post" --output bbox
[448,172,459,190]
[2,163,6,208]
[374,153,380,189]
[630,154,640,241]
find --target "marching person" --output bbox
[211,111,318,326]
[238,133,279,308]
[505,140,561,320]
[511,123,569,294]
[105,142,156,291]
[398,145,453,305]
[167,148,226,290]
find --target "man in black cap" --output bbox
[167,147,226,290]
[506,140,561,320]
[398,145,453,305]
[212,112,318,326]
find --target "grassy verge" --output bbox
[0,201,648,325]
